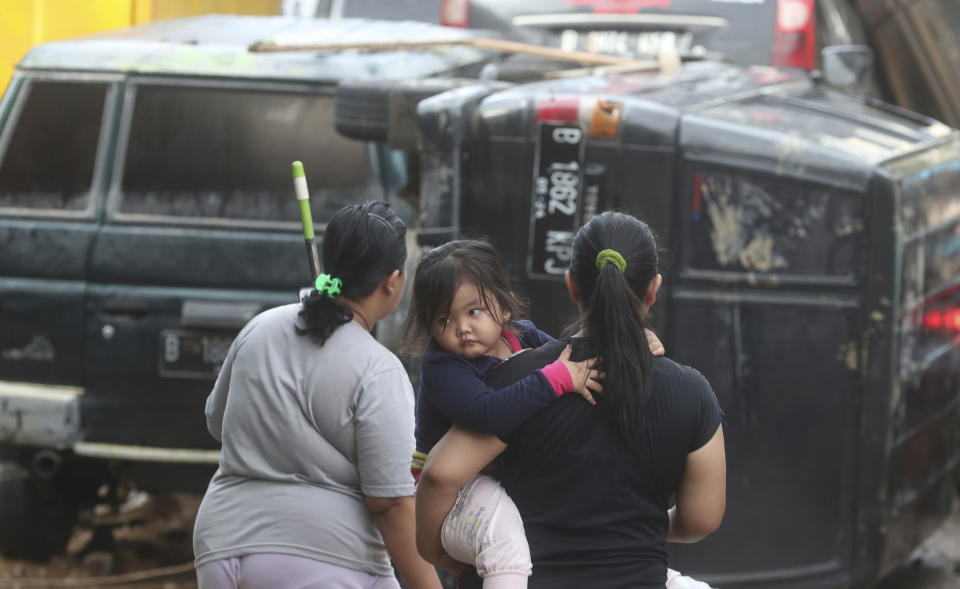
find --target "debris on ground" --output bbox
[0,492,200,588]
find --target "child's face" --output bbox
[431,282,507,360]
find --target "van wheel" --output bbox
[0,461,77,561]
[335,81,390,142]
[335,78,488,147]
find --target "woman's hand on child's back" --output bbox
[558,345,603,405]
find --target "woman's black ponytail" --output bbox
[569,212,659,451]
[297,201,406,345]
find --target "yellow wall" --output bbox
[0,0,281,89]
[145,0,280,21]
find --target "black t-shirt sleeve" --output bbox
[678,365,723,452]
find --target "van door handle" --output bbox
[100,299,150,319]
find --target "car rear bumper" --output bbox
[73,441,220,464]
[0,381,220,464]
[0,381,81,449]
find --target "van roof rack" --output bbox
[248,35,642,68]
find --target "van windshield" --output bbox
[117,84,379,224]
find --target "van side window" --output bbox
[683,169,863,280]
[0,80,107,212]
[117,84,377,224]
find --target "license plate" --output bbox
[558,29,695,58]
[528,123,585,279]
[158,330,234,379]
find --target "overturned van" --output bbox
[337,61,960,588]
[0,12,956,587]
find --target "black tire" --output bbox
[335,80,390,142]
[335,78,486,145]
[0,461,77,561]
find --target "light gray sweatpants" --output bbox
[196,553,401,589]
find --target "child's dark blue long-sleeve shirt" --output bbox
[414,319,569,454]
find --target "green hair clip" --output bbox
[315,273,343,299]
[595,249,626,273]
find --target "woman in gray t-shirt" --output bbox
[193,202,441,589]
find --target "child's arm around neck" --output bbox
[419,323,569,438]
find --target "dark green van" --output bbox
[0,15,492,560]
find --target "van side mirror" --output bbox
[820,45,873,96]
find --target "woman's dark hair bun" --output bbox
[297,201,407,344]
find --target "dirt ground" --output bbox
[0,492,958,589]
[0,492,199,588]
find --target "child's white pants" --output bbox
[441,474,532,587]
[667,568,716,588]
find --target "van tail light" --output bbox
[772,0,815,70]
[442,0,469,27]
[536,97,581,123]
[922,308,960,332]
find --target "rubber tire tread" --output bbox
[335,82,390,142]
[0,461,76,561]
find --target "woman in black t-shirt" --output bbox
[415,212,726,589]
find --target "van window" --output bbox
[117,84,378,224]
[0,80,107,212]
[683,168,863,280]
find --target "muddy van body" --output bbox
[0,15,494,560]
[341,62,960,588]
[0,12,957,587]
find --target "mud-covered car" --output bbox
[334,58,960,589]
[0,15,498,560]
[0,13,958,589]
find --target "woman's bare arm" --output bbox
[667,424,726,542]
[366,495,442,589]
[415,425,508,567]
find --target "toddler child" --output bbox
[404,239,598,589]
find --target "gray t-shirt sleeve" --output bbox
[354,363,417,498]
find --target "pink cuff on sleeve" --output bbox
[541,360,573,396]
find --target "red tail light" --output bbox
[536,97,581,123]
[772,0,815,70]
[922,308,960,332]
[441,0,469,27]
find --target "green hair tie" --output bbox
[595,249,626,273]
[315,273,343,299]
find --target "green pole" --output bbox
[292,161,321,280]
